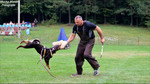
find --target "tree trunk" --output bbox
[42,13,44,22]
[115,14,117,24]
[38,11,40,23]
[114,1,117,25]
[136,16,138,26]
[103,0,106,24]
[94,14,96,21]
[130,15,133,26]
[85,7,87,20]
[68,0,71,25]
[85,0,88,20]
[104,16,107,24]
[59,9,62,23]
[130,5,133,26]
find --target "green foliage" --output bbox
[88,19,97,24]
[115,0,150,26]
[48,13,58,25]
[0,0,150,27]
[40,13,59,25]
[40,20,49,26]
[144,15,150,30]
[72,0,98,19]
[145,20,150,30]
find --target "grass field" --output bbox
[0,24,150,83]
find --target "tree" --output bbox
[97,0,114,24]
[136,0,150,27]
[72,0,98,21]
[49,0,68,23]
[115,0,150,26]
[67,0,71,25]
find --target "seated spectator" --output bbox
[22,20,25,25]
[15,24,19,28]
[10,21,13,25]
[12,23,15,28]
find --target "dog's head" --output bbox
[32,39,41,44]
[25,39,41,47]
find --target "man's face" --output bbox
[75,19,83,26]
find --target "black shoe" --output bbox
[94,67,99,76]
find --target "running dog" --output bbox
[16,39,61,69]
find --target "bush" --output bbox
[40,20,49,26]
[88,19,97,24]
[40,13,59,26]
[145,20,150,30]
[48,13,58,25]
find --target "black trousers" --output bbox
[75,38,100,74]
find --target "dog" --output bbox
[16,39,61,69]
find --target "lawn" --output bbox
[0,24,150,83]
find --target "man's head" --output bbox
[74,15,83,26]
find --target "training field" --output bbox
[0,24,150,83]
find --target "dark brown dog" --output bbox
[16,39,60,69]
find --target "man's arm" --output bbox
[95,26,105,44]
[67,33,76,43]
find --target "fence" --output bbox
[0,32,150,46]
[71,35,150,46]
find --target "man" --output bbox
[34,18,38,27]
[67,15,105,76]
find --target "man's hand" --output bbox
[95,26,104,44]
[101,38,105,44]
[52,40,69,49]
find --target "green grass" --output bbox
[0,24,150,83]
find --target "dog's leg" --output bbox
[20,41,29,44]
[45,60,50,69]
[17,41,30,49]
[16,45,25,49]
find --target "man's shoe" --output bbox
[94,67,99,76]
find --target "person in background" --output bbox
[34,18,38,27]
[22,20,25,25]
[9,21,13,25]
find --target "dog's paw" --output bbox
[48,67,50,70]
[16,46,21,49]
[20,41,24,44]
[16,47,19,49]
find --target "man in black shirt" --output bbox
[67,15,105,76]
